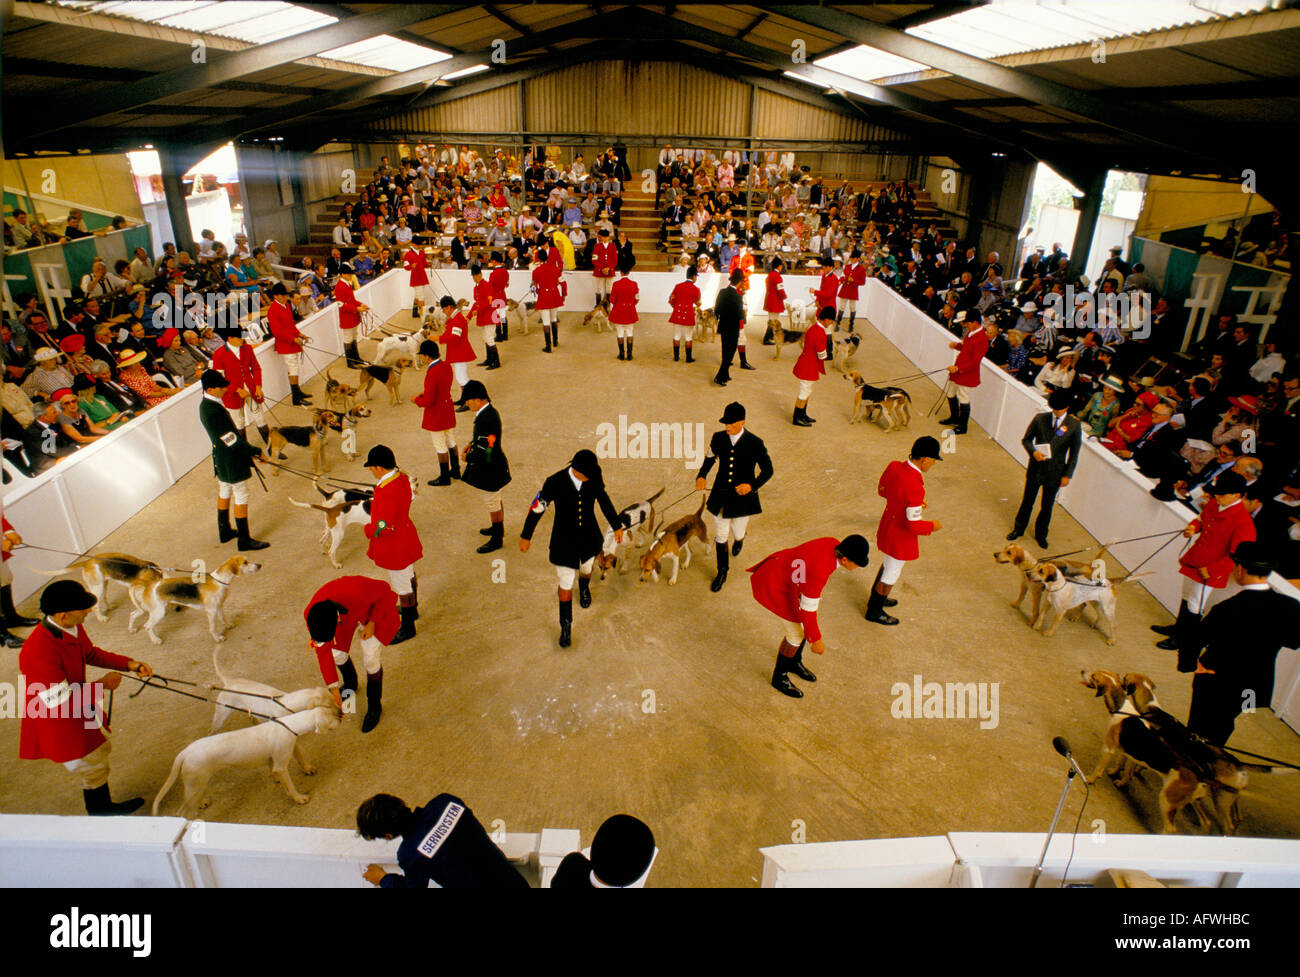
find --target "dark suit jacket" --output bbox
[697,429,773,518]
[462,403,510,493]
[521,467,627,567]
[714,286,744,336]
[1195,587,1300,703]
[199,395,260,484]
[1130,422,1186,481]
[1021,411,1082,480]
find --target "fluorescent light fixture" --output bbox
[441,64,490,81]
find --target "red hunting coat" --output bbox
[405,247,429,287]
[364,470,423,570]
[305,576,401,684]
[747,537,843,644]
[439,311,476,364]
[1180,498,1256,588]
[210,342,263,409]
[334,278,362,331]
[876,460,936,561]
[609,277,639,324]
[792,321,827,382]
[412,358,456,433]
[19,622,132,763]
[763,269,787,315]
[669,280,700,327]
[950,324,989,388]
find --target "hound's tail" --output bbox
[30,561,87,577]
[290,498,332,512]
[211,645,230,689]
[646,486,666,504]
[151,753,184,817]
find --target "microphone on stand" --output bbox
[1052,736,1088,781]
[1030,735,1086,888]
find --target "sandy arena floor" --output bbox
[3,309,1298,887]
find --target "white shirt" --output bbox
[568,468,583,492]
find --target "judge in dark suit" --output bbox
[198,369,269,550]
[458,380,511,554]
[695,402,774,591]
[1186,542,1300,746]
[1123,401,1186,482]
[519,449,628,648]
[450,230,470,269]
[1008,388,1083,548]
[713,268,747,386]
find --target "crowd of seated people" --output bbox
[3,207,133,251]
[328,143,627,274]
[0,228,312,479]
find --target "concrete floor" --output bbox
[3,309,1298,888]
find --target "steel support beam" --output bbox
[766,5,1224,167]
[26,4,463,141]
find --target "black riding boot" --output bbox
[558,599,573,648]
[739,349,755,370]
[617,339,626,361]
[578,575,592,609]
[83,784,144,816]
[0,584,37,629]
[543,326,553,353]
[236,516,269,551]
[865,571,900,626]
[291,384,312,405]
[337,658,360,699]
[771,642,803,698]
[361,669,383,733]
[711,543,729,592]
[685,344,694,363]
[345,341,364,368]
[477,519,504,554]
[953,403,971,435]
[673,341,680,361]
[626,338,634,361]
[939,397,961,426]
[429,457,452,487]
[392,599,416,644]
[449,451,461,480]
[787,640,817,682]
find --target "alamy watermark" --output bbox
[890,674,999,730]
[150,284,262,335]
[594,415,706,469]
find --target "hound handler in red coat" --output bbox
[791,306,831,427]
[814,255,843,317]
[437,294,476,410]
[940,310,990,435]
[470,264,501,370]
[305,575,402,733]
[412,339,460,486]
[335,262,369,368]
[362,444,422,645]
[1154,470,1256,669]
[669,265,701,363]
[18,579,154,813]
[837,249,867,332]
[488,252,511,342]
[762,255,788,347]
[267,282,312,406]
[532,244,565,353]
[610,267,639,361]
[867,436,943,626]
[591,228,618,312]
[210,323,270,445]
[747,534,870,699]
[404,243,431,320]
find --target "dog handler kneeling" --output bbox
[869,436,943,626]
[747,534,870,698]
[362,444,422,643]
[305,575,402,733]
[18,580,154,814]
[199,369,270,551]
